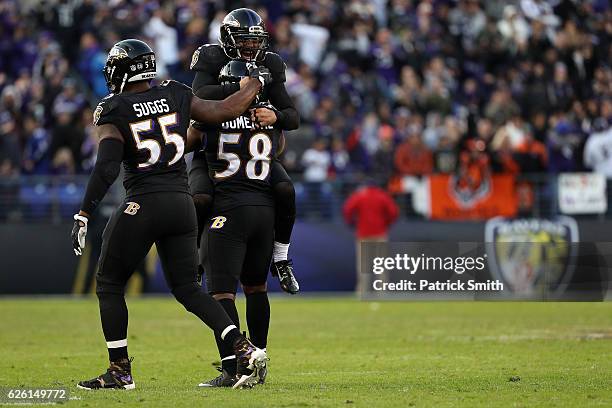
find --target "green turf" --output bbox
[0,297,611,407]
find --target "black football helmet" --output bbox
[219,60,262,105]
[103,39,156,93]
[219,8,269,62]
[218,60,250,84]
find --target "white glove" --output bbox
[71,214,89,256]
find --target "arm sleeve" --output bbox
[80,138,123,215]
[268,81,300,130]
[264,52,300,130]
[190,44,237,100]
[192,70,240,100]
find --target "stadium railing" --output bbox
[1,173,610,223]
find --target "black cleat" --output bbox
[271,260,299,294]
[198,367,237,388]
[77,358,135,390]
[232,336,267,389]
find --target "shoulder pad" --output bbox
[160,79,192,92]
[190,44,227,72]
[93,94,119,126]
[263,52,286,83]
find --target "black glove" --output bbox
[247,63,272,87]
[71,214,89,256]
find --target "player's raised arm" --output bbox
[190,67,271,125]
[71,124,123,255]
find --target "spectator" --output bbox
[144,8,180,78]
[394,132,434,176]
[329,138,350,179]
[546,115,584,173]
[301,139,331,182]
[584,125,612,178]
[0,111,20,177]
[77,32,107,98]
[49,111,83,174]
[372,133,396,182]
[52,78,85,118]
[343,181,399,292]
[0,0,609,201]
[22,115,51,175]
[515,128,548,173]
[485,88,520,127]
[497,5,529,51]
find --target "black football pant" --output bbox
[95,192,236,359]
[189,156,295,247]
[204,205,274,363]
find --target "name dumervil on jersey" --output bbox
[221,115,274,131]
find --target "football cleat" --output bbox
[77,358,135,390]
[198,367,237,388]
[232,336,268,389]
[271,260,300,294]
[257,360,267,384]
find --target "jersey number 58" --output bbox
[215,133,272,180]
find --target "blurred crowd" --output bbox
[0,0,611,185]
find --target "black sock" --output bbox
[246,292,270,349]
[98,291,129,362]
[172,283,236,335]
[273,182,296,245]
[215,298,240,376]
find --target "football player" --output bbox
[189,8,299,295]
[71,39,272,390]
[188,60,281,387]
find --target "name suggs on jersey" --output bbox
[133,99,170,117]
[222,115,273,130]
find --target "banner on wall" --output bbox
[558,172,607,214]
[428,174,518,220]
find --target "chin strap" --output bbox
[119,73,128,93]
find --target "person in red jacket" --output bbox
[343,182,399,292]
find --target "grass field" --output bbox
[0,297,611,407]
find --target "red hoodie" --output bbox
[343,186,399,239]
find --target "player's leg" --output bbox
[189,152,215,284]
[200,209,247,387]
[78,199,155,390]
[189,152,214,248]
[270,160,300,294]
[241,206,275,384]
[156,195,265,388]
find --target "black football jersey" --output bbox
[190,44,286,164]
[190,44,287,88]
[93,80,193,197]
[201,113,280,212]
